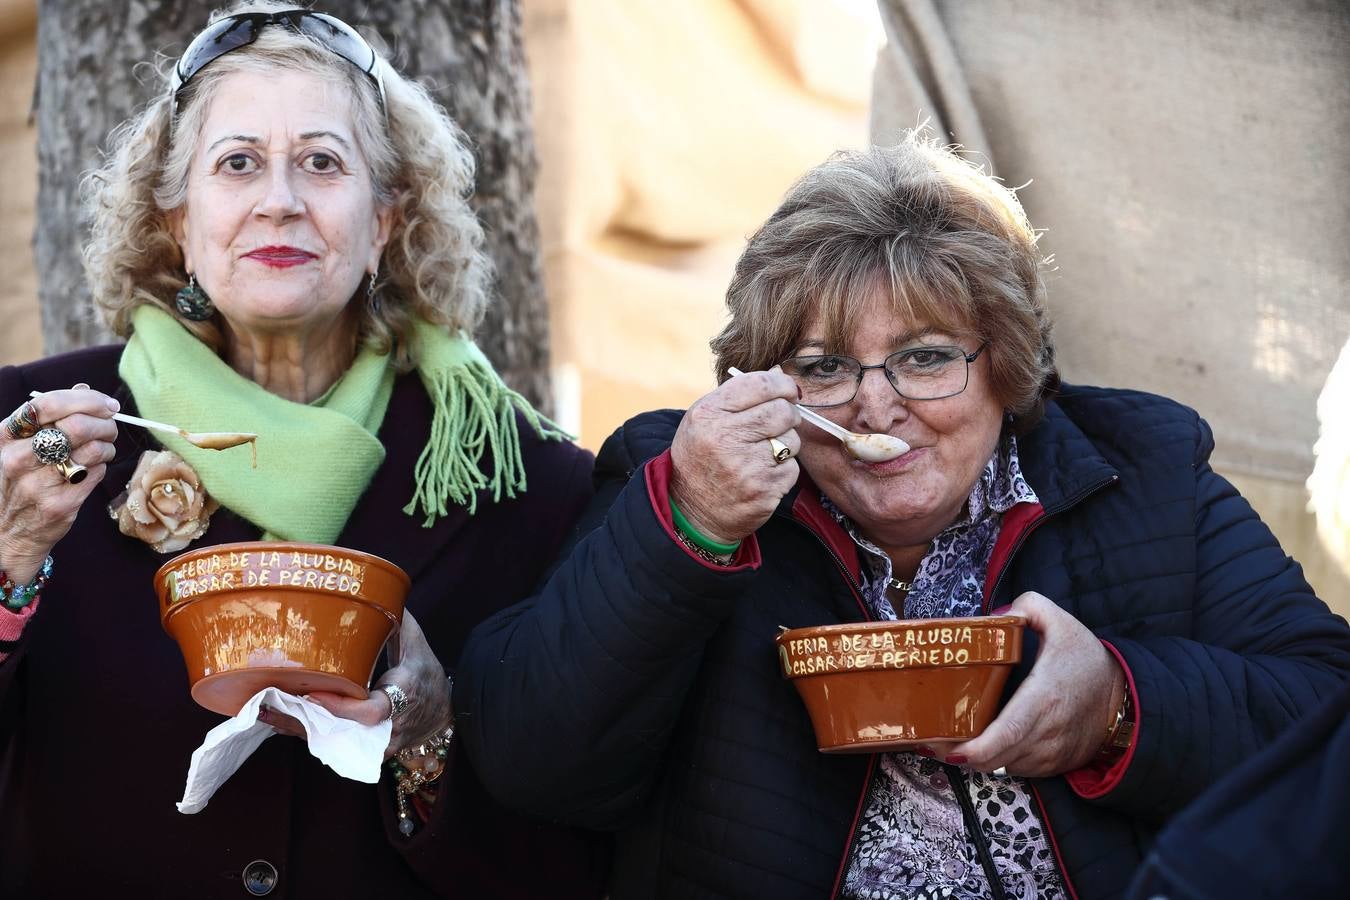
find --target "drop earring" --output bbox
[174,274,215,321]
[366,272,381,314]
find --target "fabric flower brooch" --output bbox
[109,450,218,553]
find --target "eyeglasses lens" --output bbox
[782,346,973,406]
[175,17,261,90]
[296,13,376,74]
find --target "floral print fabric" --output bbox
[826,434,1066,900]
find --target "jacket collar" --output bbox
[778,472,864,589]
[1013,392,1119,512]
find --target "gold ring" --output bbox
[4,401,40,440]
[768,437,792,464]
[55,459,89,485]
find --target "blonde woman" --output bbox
[0,4,605,896]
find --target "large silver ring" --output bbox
[768,437,792,465]
[4,401,40,440]
[31,427,72,465]
[991,766,1008,777]
[379,682,412,720]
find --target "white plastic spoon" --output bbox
[30,390,259,467]
[726,368,910,463]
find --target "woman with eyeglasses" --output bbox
[454,130,1350,898]
[0,2,606,896]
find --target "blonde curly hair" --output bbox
[81,0,490,372]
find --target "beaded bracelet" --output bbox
[1,556,53,612]
[389,722,455,836]
[669,497,741,555]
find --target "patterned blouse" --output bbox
[828,434,1067,900]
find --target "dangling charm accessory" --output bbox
[366,271,381,314]
[174,274,215,321]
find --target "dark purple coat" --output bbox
[0,345,610,899]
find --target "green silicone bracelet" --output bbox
[669,497,741,555]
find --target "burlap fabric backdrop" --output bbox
[872,0,1350,604]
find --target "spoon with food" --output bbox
[29,390,258,464]
[726,368,910,463]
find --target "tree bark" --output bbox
[34,0,200,354]
[35,0,553,411]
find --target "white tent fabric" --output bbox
[522,0,879,443]
[871,0,1350,486]
[1309,338,1350,576]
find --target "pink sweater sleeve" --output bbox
[0,599,39,664]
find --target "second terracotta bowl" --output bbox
[776,615,1024,753]
[155,541,410,716]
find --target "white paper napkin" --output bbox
[177,686,392,814]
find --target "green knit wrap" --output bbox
[118,305,566,543]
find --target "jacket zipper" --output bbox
[784,514,872,623]
[950,766,1009,900]
[781,515,872,899]
[830,754,880,897]
[981,472,1118,899]
[1029,783,1082,900]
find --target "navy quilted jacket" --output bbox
[1126,680,1350,899]
[456,385,1350,899]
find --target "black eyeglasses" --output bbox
[780,343,989,407]
[170,9,386,114]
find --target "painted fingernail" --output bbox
[913,745,935,757]
[944,754,968,764]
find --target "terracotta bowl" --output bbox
[155,541,409,716]
[776,615,1024,753]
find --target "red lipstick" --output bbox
[244,246,317,268]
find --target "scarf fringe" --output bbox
[403,361,569,525]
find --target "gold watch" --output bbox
[1098,686,1136,758]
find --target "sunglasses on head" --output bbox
[169,8,386,114]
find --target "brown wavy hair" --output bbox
[81,0,489,372]
[710,128,1058,430]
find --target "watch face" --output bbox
[1110,718,1136,751]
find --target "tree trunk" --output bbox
[35,0,553,412]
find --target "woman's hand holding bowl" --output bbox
[0,385,120,582]
[265,610,452,759]
[944,591,1126,777]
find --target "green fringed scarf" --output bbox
[119,305,566,544]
